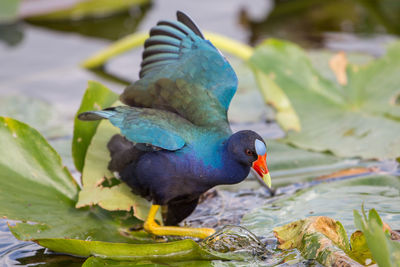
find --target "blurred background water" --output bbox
[0,0,399,265]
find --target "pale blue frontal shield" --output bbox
[255,139,267,156]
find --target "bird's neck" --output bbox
[208,144,250,186]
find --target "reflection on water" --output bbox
[0,0,399,266]
[241,0,400,49]
[242,175,400,239]
[26,3,152,41]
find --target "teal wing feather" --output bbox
[120,11,237,132]
[78,106,192,151]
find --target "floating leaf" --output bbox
[329,51,348,85]
[82,257,214,266]
[26,0,149,21]
[250,39,400,159]
[349,230,374,265]
[273,216,360,266]
[72,81,118,172]
[36,238,220,262]
[76,116,156,221]
[0,0,19,22]
[0,116,146,244]
[252,69,300,131]
[242,175,400,238]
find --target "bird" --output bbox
[78,11,271,239]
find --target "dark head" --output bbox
[226,130,271,187]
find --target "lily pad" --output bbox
[273,216,360,266]
[349,230,374,265]
[76,116,156,221]
[249,39,400,159]
[0,116,146,243]
[73,82,159,220]
[273,211,400,266]
[26,0,149,21]
[242,175,400,238]
[72,81,118,172]
[83,257,214,266]
[0,0,19,22]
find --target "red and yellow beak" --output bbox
[252,153,271,188]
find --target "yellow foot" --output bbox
[144,205,215,239]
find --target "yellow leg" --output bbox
[143,204,215,239]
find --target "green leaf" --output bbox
[26,0,149,21]
[353,208,400,267]
[264,140,360,186]
[349,230,374,265]
[72,81,118,172]
[76,112,158,221]
[242,175,400,238]
[0,0,19,22]
[83,257,214,266]
[273,216,359,266]
[250,39,400,159]
[252,68,300,131]
[82,32,149,69]
[35,238,220,262]
[0,116,150,244]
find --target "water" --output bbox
[1,0,400,266]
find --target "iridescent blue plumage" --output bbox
[78,11,269,226]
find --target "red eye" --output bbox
[245,149,253,156]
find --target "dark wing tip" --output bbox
[77,112,101,121]
[176,11,204,39]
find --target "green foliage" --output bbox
[36,238,219,262]
[349,230,374,265]
[243,175,400,239]
[83,257,213,266]
[73,82,159,220]
[76,113,158,221]
[26,0,149,21]
[273,208,400,266]
[273,216,359,266]
[250,39,400,159]
[0,0,19,22]
[72,81,118,172]
[0,116,143,243]
[353,208,400,266]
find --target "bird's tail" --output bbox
[107,134,143,173]
[78,107,116,121]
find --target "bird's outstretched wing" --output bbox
[120,11,237,132]
[78,106,193,151]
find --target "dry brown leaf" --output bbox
[329,51,348,85]
[316,167,379,181]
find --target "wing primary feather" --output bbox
[78,109,115,121]
[141,53,179,67]
[139,60,176,77]
[157,21,192,36]
[144,36,180,48]
[150,25,186,40]
[176,11,204,39]
[140,60,175,73]
[142,45,180,58]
